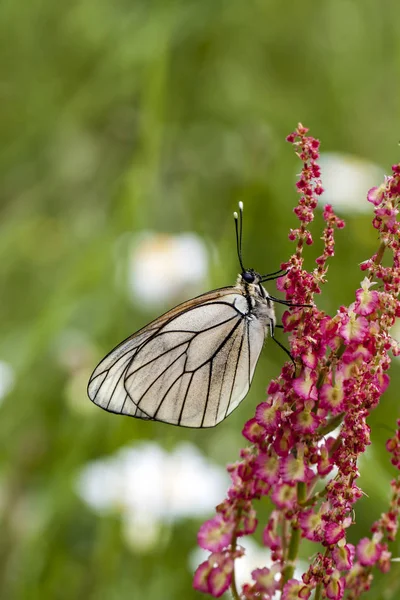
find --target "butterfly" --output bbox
[87,202,300,428]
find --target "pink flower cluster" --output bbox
[194,124,400,599]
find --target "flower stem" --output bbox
[230,560,240,600]
[282,525,301,584]
[230,508,242,600]
[315,582,322,600]
[299,486,328,507]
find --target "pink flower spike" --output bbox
[354,278,380,316]
[293,368,318,400]
[197,515,233,552]
[357,537,383,566]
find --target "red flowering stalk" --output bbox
[193,124,400,600]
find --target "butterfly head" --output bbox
[240,269,261,285]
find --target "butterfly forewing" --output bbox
[87,285,269,427]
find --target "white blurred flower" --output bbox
[127,232,208,307]
[0,360,15,405]
[76,441,229,551]
[189,537,269,591]
[318,153,384,213]
[190,536,306,595]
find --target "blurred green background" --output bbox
[1,1,400,598]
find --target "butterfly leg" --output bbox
[268,318,296,370]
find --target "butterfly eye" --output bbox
[242,271,255,284]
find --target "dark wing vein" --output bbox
[200,362,212,427]
[224,324,246,420]
[125,338,192,377]
[214,322,242,422]
[131,347,188,406]
[246,320,251,390]
[178,372,194,425]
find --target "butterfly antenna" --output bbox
[233,201,245,272]
[261,268,289,282]
[269,295,313,308]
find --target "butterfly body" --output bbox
[87,270,276,428]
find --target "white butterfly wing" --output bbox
[88,288,267,428]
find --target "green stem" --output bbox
[282,482,305,585]
[229,537,240,600]
[370,240,386,278]
[298,485,328,507]
[315,582,322,600]
[281,513,288,558]
[230,507,243,600]
[297,481,307,504]
[282,526,300,584]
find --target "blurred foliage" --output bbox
[1,0,400,598]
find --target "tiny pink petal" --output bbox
[197,515,233,552]
[375,372,390,394]
[357,537,383,566]
[332,543,355,570]
[339,314,369,344]
[280,454,313,483]
[293,369,318,400]
[320,379,345,413]
[255,452,280,485]
[354,287,380,316]
[324,521,345,545]
[242,418,266,443]
[193,561,211,593]
[291,406,320,433]
[273,427,296,456]
[255,400,282,432]
[326,573,344,600]
[271,483,297,510]
[367,185,385,206]
[299,509,323,542]
[208,566,232,597]
[282,579,311,600]
[252,565,280,595]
